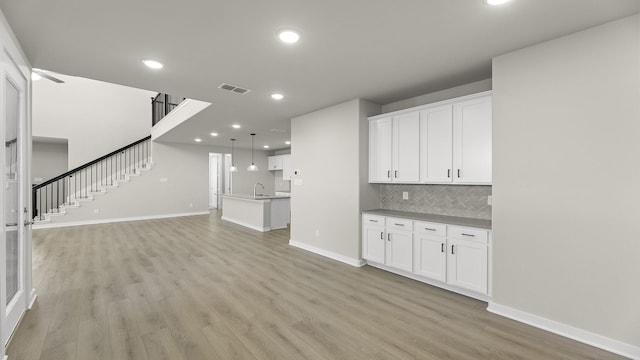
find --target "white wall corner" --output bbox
[289,240,366,267]
[487,302,640,360]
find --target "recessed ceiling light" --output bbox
[141,59,164,69]
[277,29,301,44]
[31,72,42,81]
[232,124,241,129]
[194,138,202,142]
[484,0,511,5]
[271,93,284,100]
[285,141,291,145]
[210,132,218,137]
[263,145,270,149]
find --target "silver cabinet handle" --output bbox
[370,219,378,222]
[394,223,404,226]
[394,170,398,178]
[424,227,436,231]
[387,170,391,178]
[457,169,461,178]
[462,233,475,237]
[441,243,444,253]
[380,232,383,240]
[387,233,391,242]
[451,245,455,255]
[447,169,451,178]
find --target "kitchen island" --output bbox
[222,194,291,232]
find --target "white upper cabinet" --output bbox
[453,96,492,184]
[369,92,492,185]
[392,112,420,182]
[369,113,420,183]
[420,105,453,183]
[268,155,283,170]
[369,118,393,182]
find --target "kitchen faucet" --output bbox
[253,182,264,198]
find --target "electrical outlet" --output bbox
[487,195,492,205]
[160,177,168,183]
[94,209,100,214]
[402,191,409,200]
[315,229,320,238]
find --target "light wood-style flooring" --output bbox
[7,213,625,360]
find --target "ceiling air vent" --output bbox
[218,83,251,95]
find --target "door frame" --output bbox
[208,153,223,209]
[0,22,34,355]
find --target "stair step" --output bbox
[46,210,66,217]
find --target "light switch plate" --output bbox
[487,195,492,205]
[402,191,409,200]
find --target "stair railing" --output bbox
[32,135,152,221]
[152,93,185,126]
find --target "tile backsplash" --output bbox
[379,184,492,220]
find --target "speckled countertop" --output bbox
[363,209,491,229]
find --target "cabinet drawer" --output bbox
[414,221,446,236]
[448,226,488,244]
[363,214,385,226]
[386,217,413,231]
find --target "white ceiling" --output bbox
[1,0,639,150]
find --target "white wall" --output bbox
[32,73,155,168]
[492,14,640,349]
[290,99,380,262]
[32,140,68,183]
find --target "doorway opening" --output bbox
[209,153,222,209]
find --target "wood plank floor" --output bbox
[8,212,625,360]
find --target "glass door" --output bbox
[2,52,28,347]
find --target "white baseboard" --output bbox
[221,216,270,232]
[288,240,365,267]
[28,289,37,309]
[488,302,640,360]
[32,211,210,229]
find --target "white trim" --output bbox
[32,211,210,229]
[365,261,490,302]
[368,90,492,121]
[488,302,640,360]
[289,240,366,267]
[221,216,270,232]
[28,290,36,310]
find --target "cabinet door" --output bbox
[385,230,413,272]
[363,226,386,264]
[369,118,393,182]
[420,105,453,183]
[447,238,488,294]
[268,155,283,170]
[453,96,492,184]
[281,154,292,180]
[414,233,446,282]
[392,113,420,182]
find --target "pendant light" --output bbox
[247,133,258,171]
[229,139,238,172]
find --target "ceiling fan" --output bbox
[31,68,65,83]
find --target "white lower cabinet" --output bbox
[362,215,386,264]
[446,226,488,294]
[385,218,413,272]
[413,222,447,282]
[363,214,490,299]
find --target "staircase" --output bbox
[32,136,152,224]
